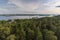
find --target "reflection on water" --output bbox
[0,16,46,20]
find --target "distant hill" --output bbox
[0,14,55,16]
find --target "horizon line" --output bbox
[0,14,55,16]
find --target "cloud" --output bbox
[0,0,60,14]
[8,0,51,14]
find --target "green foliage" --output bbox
[6,34,16,40]
[1,16,60,40]
[44,30,57,40]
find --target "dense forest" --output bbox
[0,15,60,40]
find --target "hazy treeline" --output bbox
[0,16,60,40]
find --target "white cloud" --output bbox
[8,0,59,14]
[0,0,60,14]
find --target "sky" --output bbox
[0,0,60,14]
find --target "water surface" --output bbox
[0,16,46,20]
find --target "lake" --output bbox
[0,16,46,20]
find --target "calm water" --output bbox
[0,16,46,20]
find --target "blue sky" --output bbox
[0,0,60,14]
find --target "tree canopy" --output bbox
[0,15,60,40]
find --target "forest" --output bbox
[0,15,60,40]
